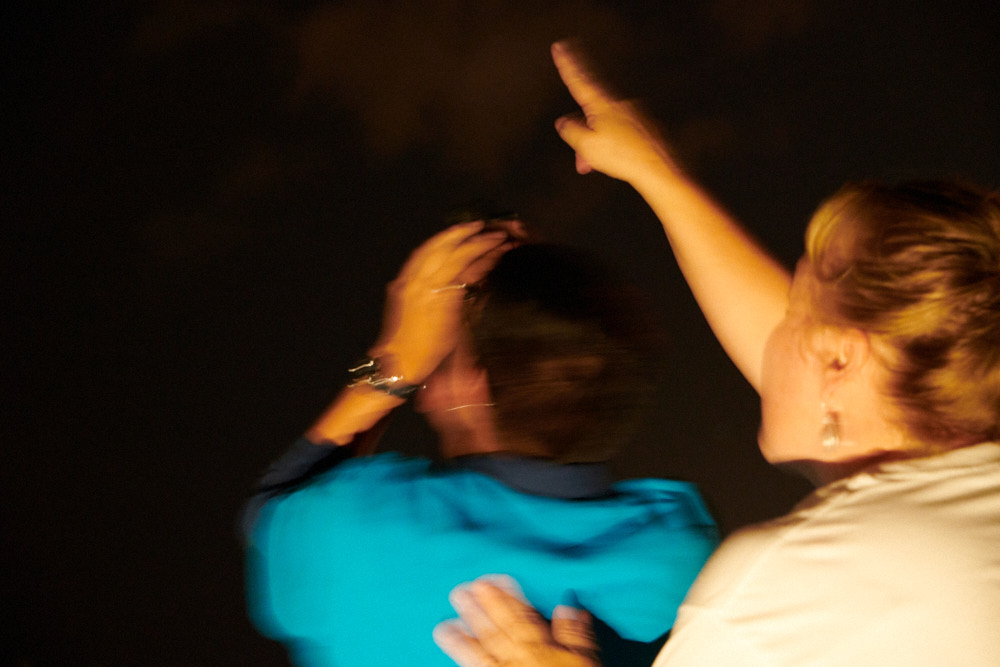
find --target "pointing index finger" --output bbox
[551,41,612,114]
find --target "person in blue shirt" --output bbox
[244,218,718,666]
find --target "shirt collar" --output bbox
[438,454,614,500]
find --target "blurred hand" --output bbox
[434,575,600,667]
[552,41,677,183]
[370,221,518,385]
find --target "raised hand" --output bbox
[434,575,600,667]
[552,41,677,185]
[370,221,518,385]
[552,41,790,390]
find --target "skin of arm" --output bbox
[552,42,790,392]
[304,384,407,446]
[305,222,516,446]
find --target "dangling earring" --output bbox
[820,403,840,451]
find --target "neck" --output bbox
[789,444,959,487]
[790,458,881,487]
[439,432,503,459]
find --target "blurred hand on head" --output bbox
[371,222,519,385]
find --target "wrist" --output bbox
[630,153,685,194]
[348,355,423,399]
[306,383,404,446]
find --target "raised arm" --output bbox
[552,42,789,392]
[243,223,515,540]
[306,222,516,445]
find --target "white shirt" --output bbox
[655,442,1000,666]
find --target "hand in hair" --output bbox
[434,575,600,667]
[303,222,518,446]
[370,221,518,385]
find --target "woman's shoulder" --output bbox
[689,446,1000,604]
[828,442,1000,525]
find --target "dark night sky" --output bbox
[4,1,999,664]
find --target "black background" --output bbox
[5,1,999,664]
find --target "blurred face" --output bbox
[414,335,499,458]
[757,259,826,464]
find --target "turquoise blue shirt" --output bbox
[247,451,717,666]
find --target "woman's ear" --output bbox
[818,326,871,381]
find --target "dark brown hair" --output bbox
[473,244,660,462]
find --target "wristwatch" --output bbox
[347,356,421,399]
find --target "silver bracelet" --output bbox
[347,357,421,399]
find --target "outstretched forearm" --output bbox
[552,42,789,391]
[630,161,789,391]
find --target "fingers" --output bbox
[439,578,603,667]
[551,606,598,657]
[393,223,511,308]
[478,573,527,600]
[447,584,523,662]
[431,230,510,287]
[457,235,518,287]
[373,223,512,378]
[471,580,549,645]
[554,111,592,152]
[399,221,507,288]
[446,576,552,661]
[551,41,611,114]
[553,112,595,174]
[398,221,484,281]
[433,621,497,667]
[449,580,547,647]
[453,218,526,284]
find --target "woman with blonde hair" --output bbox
[434,43,1000,666]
